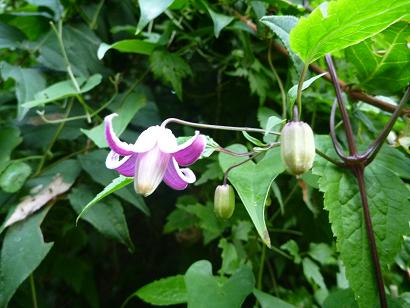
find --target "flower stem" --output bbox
[30,274,39,308]
[162,118,281,136]
[354,166,387,308]
[268,40,287,119]
[295,63,308,121]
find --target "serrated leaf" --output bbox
[260,15,303,71]
[97,40,158,59]
[346,22,410,95]
[136,0,176,34]
[0,161,31,193]
[135,275,187,306]
[149,49,192,100]
[218,145,285,246]
[0,207,53,307]
[289,0,410,63]
[69,185,134,251]
[0,61,46,120]
[184,260,255,308]
[75,175,133,223]
[23,74,102,108]
[313,136,410,307]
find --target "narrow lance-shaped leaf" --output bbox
[97,40,158,59]
[289,0,410,63]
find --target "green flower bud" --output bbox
[214,184,235,219]
[280,121,315,175]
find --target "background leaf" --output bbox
[136,0,176,34]
[0,207,53,307]
[289,0,410,63]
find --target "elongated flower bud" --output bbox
[214,184,235,219]
[280,121,315,175]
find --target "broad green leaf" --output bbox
[0,162,31,193]
[280,239,301,264]
[26,0,64,20]
[136,0,176,34]
[134,275,187,306]
[0,22,26,50]
[289,0,410,63]
[184,260,255,308]
[23,74,102,108]
[69,185,134,251]
[82,92,146,148]
[346,22,410,94]
[373,145,410,180]
[308,243,337,266]
[218,238,241,275]
[202,1,233,38]
[260,15,303,71]
[0,127,21,174]
[288,72,326,108]
[38,24,108,78]
[323,289,358,308]
[219,145,285,246]
[78,150,149,215]
[75,176,133,223]
[0,207,53,307]
[302,257,327,290]
[253,289,295,308]
[0,61,46,120]
[97,40,158,59]
[149,49,192,100]
[313,136,410,307]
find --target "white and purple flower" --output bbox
[104,114,206,196]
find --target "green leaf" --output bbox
[0,61,46,120]
[289,0,410,63]
[218,238,241,275]
[288,72,326,108]
[260,15,303,71]
[38,24,107,78]
[149,49,192,100]
[313,136,410,307]
[0,22,26,50]
[184,260,255,308]
[202,1,233,38]
[308,243,337,266]
[280,240,301,264]
[23,74,102,108]
[323,289,358,308]
[97,40,158,59]
[0,127,21,174]
[0,206,53,307]
[218,145,285,246]
[346,22,410,94]
[78,150,149,215]
[264,116,283,136]
[26,0,64,20]
[253,289,295,308]
[136,0,176,34]
[242,131,266,147]
[0,162,31,193]
[82,92,146,148]
[135,275,187,306]
[69,185,134,251]
[302,257,327,290]
[75,176,133,223]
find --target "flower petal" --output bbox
[173,132,206,166]
[105,113,135,156]
[134,145,170,196]
[105,151,137,177]
[163,157,196,190]
[134,125,161,153]
[157,127,178,153]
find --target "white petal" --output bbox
[134,125,162,153]
[158,127,178,153]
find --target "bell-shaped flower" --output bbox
[104,114,206,196]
